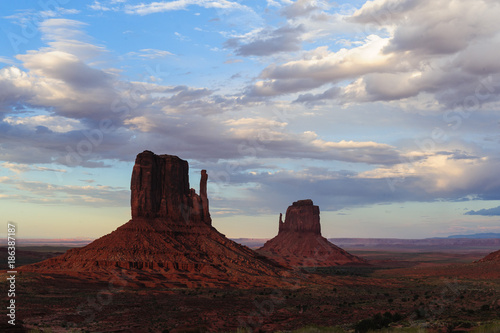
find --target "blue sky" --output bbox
[1,0,500,240]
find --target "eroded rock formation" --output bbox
[279,199,320,234]
[131,151,211,225]
[21,151,297,288]
[258,199,367,267]
[479,249,500,262]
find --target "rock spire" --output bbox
[130,150,211,225]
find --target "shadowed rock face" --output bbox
[131,151,211,225]
[279,199,320,234]
[21,151,299,288]
[259,199,367,267]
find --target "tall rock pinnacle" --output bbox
[130,150,211,225]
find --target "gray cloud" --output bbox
[205,166,430,216]
[18,51,112,90]
[247,77,321,97]
[294,86,340,104]
[251,0,500,108]
[225,25,304,57]
[3,11,500,218]
[0,176,129,207]
[281,0,323,19]
[465,206,500,216]
[204,148,500,216]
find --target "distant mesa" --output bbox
[257,199,367,267]
[21,151,296,288]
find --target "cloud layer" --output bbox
[1,1,500,222]
[242,0,500,110]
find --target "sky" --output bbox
[1,0,500,240]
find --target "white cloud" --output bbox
[126,48,174,59]
[0,177,128,207]
[89,1,112,11]
[358,150,500,197]
[4,114,84,132]
[249,35,394,96]
[125,0,249,15]
[243,0,500,109]
[1,162,67,174]
[0,57,15,65]
[40,8,81,17]
[38,19,105,60]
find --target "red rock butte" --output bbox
[258,200,367,267]
[21,151,299,288]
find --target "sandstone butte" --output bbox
[257,200,367,267]
[21,151,303,288]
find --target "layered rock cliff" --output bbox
[258,199,367,267]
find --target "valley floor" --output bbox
[1,248,499,332]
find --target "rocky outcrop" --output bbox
[279,199,320,234]
[258,199,367,267]
[21,151,298,288]
[131,151,210,225]
[478,249,500,263]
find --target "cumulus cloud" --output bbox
[206,165,428,215]
[352,0,500,56]
[250,36,395,96]
[359,150,500,200]
[204,145,500,215]
[0,66,35,113]
[0,14,404,170]
[249,0,500,109]
[18,50,112,90]
[2,5,500,219]
[0,19,119,123]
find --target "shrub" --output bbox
[354,312,404,333]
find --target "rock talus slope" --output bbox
[258,200,367,267]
